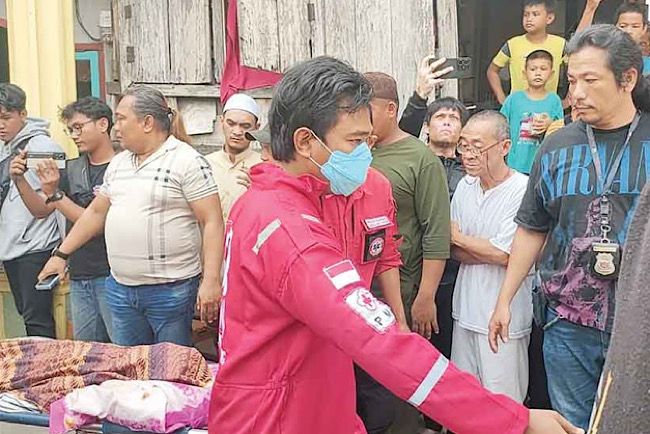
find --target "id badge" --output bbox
[589,241,620,280]
[360,216,393,264]
[362,228,387,263]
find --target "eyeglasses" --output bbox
[456,139,504,157]
[63,119,95,137]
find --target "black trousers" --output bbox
[527,323,552,409]
[355,364,396,434]
[3,250,56,338]
[424,281,455,430]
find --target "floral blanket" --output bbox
[0,339,212,412]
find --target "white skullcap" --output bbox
[223,93,261,119]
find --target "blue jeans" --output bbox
[106,275,199,347]
[70,276,113,342]
[543,308,611,431]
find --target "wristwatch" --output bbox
[51,246,70,261]
[45,189,65,205]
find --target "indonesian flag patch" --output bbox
[323,260,362,290]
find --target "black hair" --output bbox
[121,85,191,143]
[425,97,469,125]
[526,49,554,66]
[567,24,650,112]
[0,83,26,113]
[60,97,114,134]
[615,3,647,24]
[523,0,555,14]
[269,56,373,163]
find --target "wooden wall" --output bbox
[112,0,442,149]
[238,0,437,112]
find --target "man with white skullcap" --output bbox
[206,93,262,219]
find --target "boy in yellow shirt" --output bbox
[487,0,566,105]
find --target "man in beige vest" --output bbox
[206,94,262,220]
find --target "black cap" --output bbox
[245,124,270,144]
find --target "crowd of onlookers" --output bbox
[1,0,650,432]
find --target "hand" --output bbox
[415,55,454,99]
[532,113,552,136]
[9,150,28,179]
[411,293,438,339]
[488,301,511,353]
[450,221,462,246]
[196,279,222,325]
[525,410,585,434]
[35,159,61,197]
[234,168,251,189]
[38,256,68,284]
[586,0,604,9]
[397,320,411,333]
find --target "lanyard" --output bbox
[585,113,641,240]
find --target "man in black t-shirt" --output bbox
[10,97,116,342]
[488,25,650,431]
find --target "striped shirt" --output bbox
[100,135,218,285]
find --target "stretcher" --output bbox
[0,411,208,434]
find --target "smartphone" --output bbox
[429,57,473,79]
[25,152,67,170]
[35,274,60,291]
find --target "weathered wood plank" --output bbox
[321,0,357,67]
[277,0,311,71]
[212,0,226,82]
[238,0,281,72]
[390,0,435,113]
[117,0,171,85]
[355,0,392,74]
[178,98,218,135]
[309,0,326,57]
[436,0,459,98]
[169,0,212,84]
[146,84,221,98]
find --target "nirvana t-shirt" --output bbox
[515,114,650,332]
[61,161,110,280]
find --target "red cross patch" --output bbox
[345,288,395,333]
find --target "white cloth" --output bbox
[223,93,260,119]
[451,172,533,337]
[451,322,530,403]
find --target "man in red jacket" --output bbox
[248,123,408,434]
[209,56,582,434]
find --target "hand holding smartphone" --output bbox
[428,57,473,79]
[25,152,67,170]
[35,274,61,291]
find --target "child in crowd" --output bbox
[500,49,563,175]
[487,0,566,104]
[580,2,650,73]
[615,3,650,73]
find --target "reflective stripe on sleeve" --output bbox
[252,219,281,255]
[407,356,449,407]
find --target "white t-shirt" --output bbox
[100,136,218,286]
[451,172,533,338]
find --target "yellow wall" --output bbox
[6,0,78,157]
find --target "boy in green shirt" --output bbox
[501,49,564,174]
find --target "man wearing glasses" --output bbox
[449,110,533,404]
[10,96,115,342]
